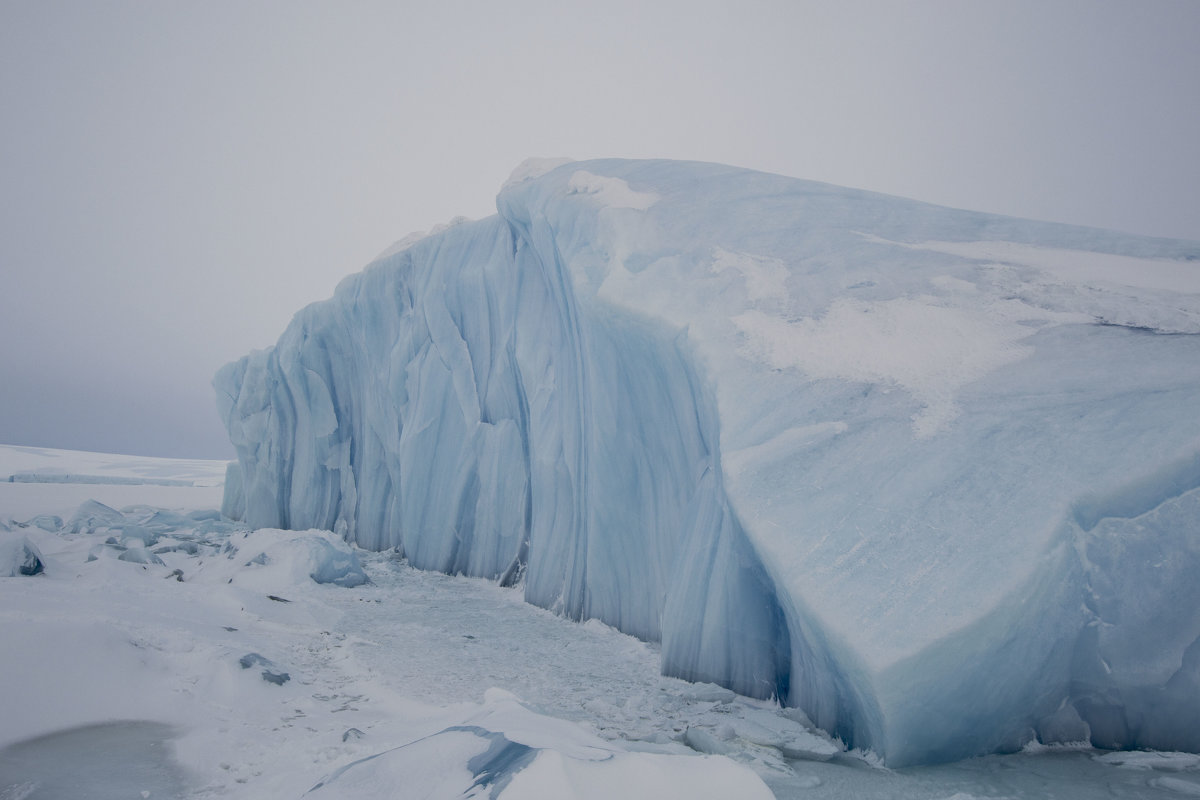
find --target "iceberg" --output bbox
[215,158,1200,765]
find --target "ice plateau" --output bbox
[215,158,1200,766]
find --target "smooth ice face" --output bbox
[216,158,1200,765]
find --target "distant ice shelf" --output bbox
[216,158,1200,766]
[7,472,198,486]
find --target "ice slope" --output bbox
[216,158,1200,766]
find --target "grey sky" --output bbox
[2,0,1198,458]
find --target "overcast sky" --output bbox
[2,0,1199,458]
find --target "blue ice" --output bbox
[216,159,1200,765]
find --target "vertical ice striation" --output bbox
[217,158,1200,765]
[214,192,794,701]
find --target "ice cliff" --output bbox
[216,158,1200,766]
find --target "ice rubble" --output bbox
[218,527,369,590]
[216,158,1200,765]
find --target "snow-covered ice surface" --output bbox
[4,458,1200,798]
[0,444,226,521]
[0,444,227,486]
[216,158,1200,765]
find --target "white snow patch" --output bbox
[568,171,659,210]
[710,248,790,303]
[895,238,1200,295]
[731,296,1081,437]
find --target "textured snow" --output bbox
[308,693,775,800]
[216,158,1200,766]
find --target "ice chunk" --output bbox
[220,461,245,520]
[86,543,126,562]
[303,536,368,587]
[114,525,159,547]
[117,547,165,566]
[680,684,736,704]
[67,500,125,534]
[152,541,201,556]
[684,727,730,756]
[567,170,659,210]
[308,727,536,798]
[725,707,840,761]
[22,515,63,532]
[209,529,367,590]
[238,653,290,685]
[217,158,1200,765]
[0,533,45,577]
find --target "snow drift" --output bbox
[216,158,1200,765]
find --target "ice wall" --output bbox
[214,206,793,704]
[217,158,1200,765]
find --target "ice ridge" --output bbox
[217,158,1200,765]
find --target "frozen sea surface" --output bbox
[330,552,1200,800]
[0,722,186,800]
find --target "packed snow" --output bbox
[4,448,1200,798]
[216,158,1200,765]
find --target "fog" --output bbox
[2,0,1197,457]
